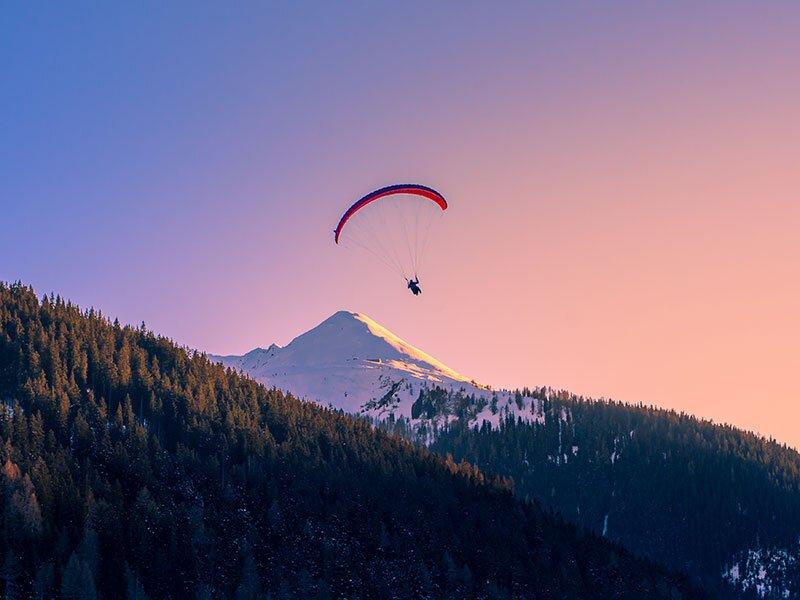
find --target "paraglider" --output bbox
[334,184,447,295]
[407,277,422,296]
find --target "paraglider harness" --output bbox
[407,277,422,296]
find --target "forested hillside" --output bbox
[382,388,800,598]
[0,283,700,599]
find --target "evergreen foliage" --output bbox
[411,388,800,598]
[0,283,700,599]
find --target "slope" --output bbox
[212,311,539,430]
[217,311,800,598]
[0,283,701,599]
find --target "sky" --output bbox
[2,3,799,448]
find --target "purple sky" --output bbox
[3,3,799,447]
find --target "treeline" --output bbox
[0,283,700,599]
[400,387,800,598]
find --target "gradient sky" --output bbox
[3,3,799,447]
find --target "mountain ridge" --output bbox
[0,281,703,599]
[212,309,800,598]
[211,310,502,421]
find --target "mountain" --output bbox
[212,311,539,430]
[0,283,701,599]
[217,311,800,599]
[212,310,479,415]
[428,393,800,599]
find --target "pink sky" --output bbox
[4,4,799,447]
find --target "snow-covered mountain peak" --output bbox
[211,311,543,429]
[282,310,470,383]
[245,344,281,356]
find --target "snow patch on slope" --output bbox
[723,545,797,598]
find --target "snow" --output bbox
[211,311,800,598]
[212,311,471,415]
[557,418,563,461]
[727,564,740,583]
[610,436,621,465]
[211,310,548,430]
[723,546,797,598]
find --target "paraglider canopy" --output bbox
[334,184,447,286]
[334,184,447,244]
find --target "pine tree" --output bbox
[234,541,262,600]
[32,562,55,600]
[124,564,148,600]
[61,552,97,600]
[1,551,21,600]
